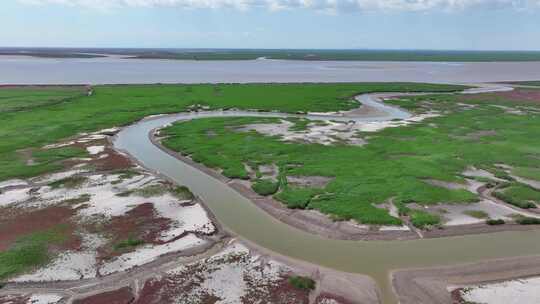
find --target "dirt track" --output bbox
[0,236,379,304]
[0,239,225,303]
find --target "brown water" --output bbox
[113,92,540,304]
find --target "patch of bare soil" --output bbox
[462,130,498,140]
[73,287,134,304]
[341,103,387,118]
[423,179,467,191]
[392,255,540,304]
[239,119,367,146]
[0,205,79,251]
[16,149,36,166]
[287,175,334,188]
[259,163,279,180]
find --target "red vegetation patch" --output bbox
[108,203,172,244]
[90,148,133,171]
[133,278,168,304]
[73,287,134,304]
[98,203,172,260]
[134,277,222,304]
[462,89,540,104]
[450,288,465,304]
[134,273,310,304]
[0,206,79,251]
[0,294,30,304]
[61,138,132,171]
[68,139,132,171]
[315,292,355,304]
[129,249,309,304]
[263,277,310,304]
[496,89,540,103]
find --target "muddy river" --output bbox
[114,87,540,304]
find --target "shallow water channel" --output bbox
[113,90,540,304]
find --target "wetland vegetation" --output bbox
[160,88,540,226]
[494,183,540,209]
[2,82,539,233]
[1,82,540,281]
[0,83,463,182]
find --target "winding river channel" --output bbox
[113,84,540,304]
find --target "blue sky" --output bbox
[3,0,540,50]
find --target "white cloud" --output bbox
[16,0,540,12]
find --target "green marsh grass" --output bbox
[494,183,540,209]
[161,91,540,225]
[0,225,71,280]
[0,83,464,182]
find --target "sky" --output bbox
[2,0,540,50]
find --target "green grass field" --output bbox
[0,86,85,113]
[512,167,540,181]
[0,83,463,182]
[161,91,540,226]
[494,183,540,209]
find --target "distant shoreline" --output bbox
[3,47,540,62]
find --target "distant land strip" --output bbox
[3,48,540,62]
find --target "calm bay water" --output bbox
[2,56,540,84]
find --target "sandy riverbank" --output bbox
[392,256,540,304]
[452,275,540,304]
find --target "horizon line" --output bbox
[1,46,540,53]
